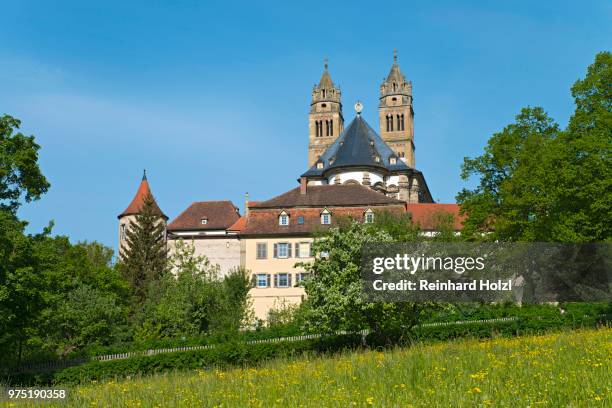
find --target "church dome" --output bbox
[302,114,410,178]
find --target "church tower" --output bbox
[308,60,344,167]
[378,50,415,168]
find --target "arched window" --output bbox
[329,120,333,136]
[389,115,394,131]
[364,209,374,224]
[396,114,400,131]
[386,115,391,132]
[393,83,397,92]
[322,89,326,98]
[315,121,319,137]
[400,114,405,131]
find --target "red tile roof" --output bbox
[228,216,247,232]
[118,177,167,219]
[406,203,464,231]
[240,205,406,236]
[167,201,240,231]
[254,184,404,208]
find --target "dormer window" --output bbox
[316,161,324,169]
[390,157,397,165]
[321,209,331,225]
[201,218,208,225]
[374,156,381,163]
[279,211,289,226]
[364,209,374,224]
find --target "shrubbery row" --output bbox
[7,310,609,386]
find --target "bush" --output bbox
[6,303,609,386]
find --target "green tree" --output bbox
[0,115,50,364]
[457,107,559,241]
[137,240,252,339]
[52,283,126,357]
[119,195,167,302]
[458,52,611,242]
[299,217,443,344]
[549,51,611,241]
[0,114,50,213]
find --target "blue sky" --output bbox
[1,0,610,250]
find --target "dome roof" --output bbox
[302,114,410,177]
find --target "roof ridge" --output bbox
[192,200,235,204]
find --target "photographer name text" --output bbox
[372,279,513,292]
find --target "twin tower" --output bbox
[307,51,415,168]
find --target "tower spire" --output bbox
[142,169,147,181]
[308,56,344,167]
[378,49,414,168]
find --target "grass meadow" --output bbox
[3,328,610,407]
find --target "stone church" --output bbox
[118,52,461,320]
[305,51,432,203]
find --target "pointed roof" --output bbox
[301,114,411,177]
[386,50,406,83]
[318,59,335,89]
[118,171,167,219]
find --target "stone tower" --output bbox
[117,170,167,255]
[308,60,344,167]
[378,50,415,168]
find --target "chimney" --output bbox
[300,177,308,195]
[244,192,249,217]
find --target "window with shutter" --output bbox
[277,243,289,258]
[276,273,289,287]
[273,243,278,258]
[266,274,271,287]
[295,243,300,258]
[297,242,311,258]
[256,274,268,288]
[256,242,267,259]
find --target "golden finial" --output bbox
[393,49,398,63]
[324,57,328,70]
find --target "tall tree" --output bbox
[0,115,50,364]
[0,114,50,213]
[457,107,559,241]
[119,195,167,302]
[550,51,611,241]
[457,52,611,242]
